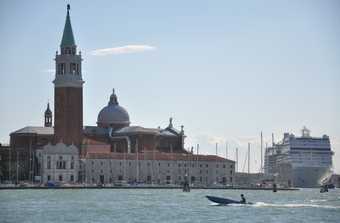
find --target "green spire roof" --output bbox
[61,4,75,47]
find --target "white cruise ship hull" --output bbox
[292,166,331,188]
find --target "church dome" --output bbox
[97,89,130,129]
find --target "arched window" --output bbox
[56,156,66,169]
[58,63,65,75]
[70,63,77,74]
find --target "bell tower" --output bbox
[53,4,84,146]
[44,103,52,127]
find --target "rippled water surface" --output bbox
[1,188,340,223]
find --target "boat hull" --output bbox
[292,166,331,188]
[206,196,252,205]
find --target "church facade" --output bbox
[2,5,235,186]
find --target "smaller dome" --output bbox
[97,89,130,129]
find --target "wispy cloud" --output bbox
[91,45,156,56]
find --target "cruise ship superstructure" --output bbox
[264,127,333,188]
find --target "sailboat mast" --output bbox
[248,143,250,174]
[236,147,238,173]
[261,132,263,173]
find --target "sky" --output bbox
[0,0,339,173]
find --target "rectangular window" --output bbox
[71,156,74,169]
[47,156,51,169]
[47,175,51,181]
[70,175,74,182]
[59,175,63,181]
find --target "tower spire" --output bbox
[61,4,75,47]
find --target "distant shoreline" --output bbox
[0,186,299,191]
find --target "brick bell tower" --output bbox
[53,4,84,147]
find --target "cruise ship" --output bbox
[264,127,333,188]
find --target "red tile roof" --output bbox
[85,151,234,162]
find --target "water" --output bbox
[1,188,340,223]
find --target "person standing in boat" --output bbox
[240,194,246,203]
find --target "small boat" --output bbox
[206,196,253,205]
[320,185,329,193]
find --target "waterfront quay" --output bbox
[0,184,298,191]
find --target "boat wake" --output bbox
[253,202,340,209]
[310,199,327,203]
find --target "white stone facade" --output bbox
[81,156,235,186]
[36,143,79,184]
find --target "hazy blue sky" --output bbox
[0,0,339,173]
